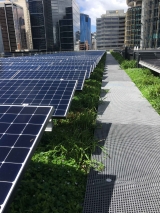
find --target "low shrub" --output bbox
[121,60,137,69]
[110,51,137,69]
[111,50,160,114]
[123,67,160,115]
[110,51,125,64]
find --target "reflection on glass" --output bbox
[51,0,80,51]
[0,2,27,52]
[80,14,91,50]
[28,0,54,51]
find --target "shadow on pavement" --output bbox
[83,171,116,213]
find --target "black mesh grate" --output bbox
[83,53,160,213]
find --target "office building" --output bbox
[141,0,160,49]
[0,1,27,52]
[96,10,125,50]
[80,13,91,50]
[51,0,80,51]
[125,0,142,48]
[14,0,33,50]
[28,0,54,51]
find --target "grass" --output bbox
[111,51,160,115]
[8,53,107,213]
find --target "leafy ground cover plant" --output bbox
[8,53,107,213]
[110,51,125,64]
[110,51,137,69]
[111,51,160,115]
[121,60,137,69]
[125,68,160,114]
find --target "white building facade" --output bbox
[96,10,126,50]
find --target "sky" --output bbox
[77,0,128,32]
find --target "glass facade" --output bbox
[0,5,10,52]
[125,6,141,48]
[141,0,160,48]
[28,0,54,51]
[80,13,91,49]
[59,6,74,51]
[14,0,33,50]
[0,2,27,52]
[51,0,80,51]
[72,0,80,51]
[13,4,27,50]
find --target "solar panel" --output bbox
[12,70,86,90]
[0,51,105,62]
[0,79,77,118]
[0,51,105,84]
[0,70,19,79]
[0,65,39,71]
[0,64,91,79]
[0,105,53,213]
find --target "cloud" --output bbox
[77,0,128,26]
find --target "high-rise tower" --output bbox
[0,1,27,52]
[80,13,91,50]
[125,0,142,48]
[14,0,33,50]
[28,0,54,51]
[51,0,80,51]
[141,0,160,49]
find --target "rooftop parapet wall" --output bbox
[101,10,126,18]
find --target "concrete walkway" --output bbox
[83,52,160,213]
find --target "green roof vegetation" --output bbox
[111,51,160,115]
[9,53,107,213]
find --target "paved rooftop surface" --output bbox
[83,52,160,213]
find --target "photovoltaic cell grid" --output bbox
[0,63,95,72]
[0,50,105,61]
[0,51,104,66]
[0,61,94,65]
[13,70,86,90]
[0,51,105,100]
[0,69,86,90]
[0,59,99,67]
[0,70,18,79]
[0,51,105,212]
[0,64,92,79]
[0,50,105,72]
[0,65,90,70]
[0,105,54,213]
[0,80,77,118]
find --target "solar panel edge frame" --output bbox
[79,70,87,91]
[0,105,54,213]
[59,80,78,118]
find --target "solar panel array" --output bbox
[0,51,105,118]
[0,79,77,118]
[0,51,105,213]
[0,105,54,213]
[13,70,86,90]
